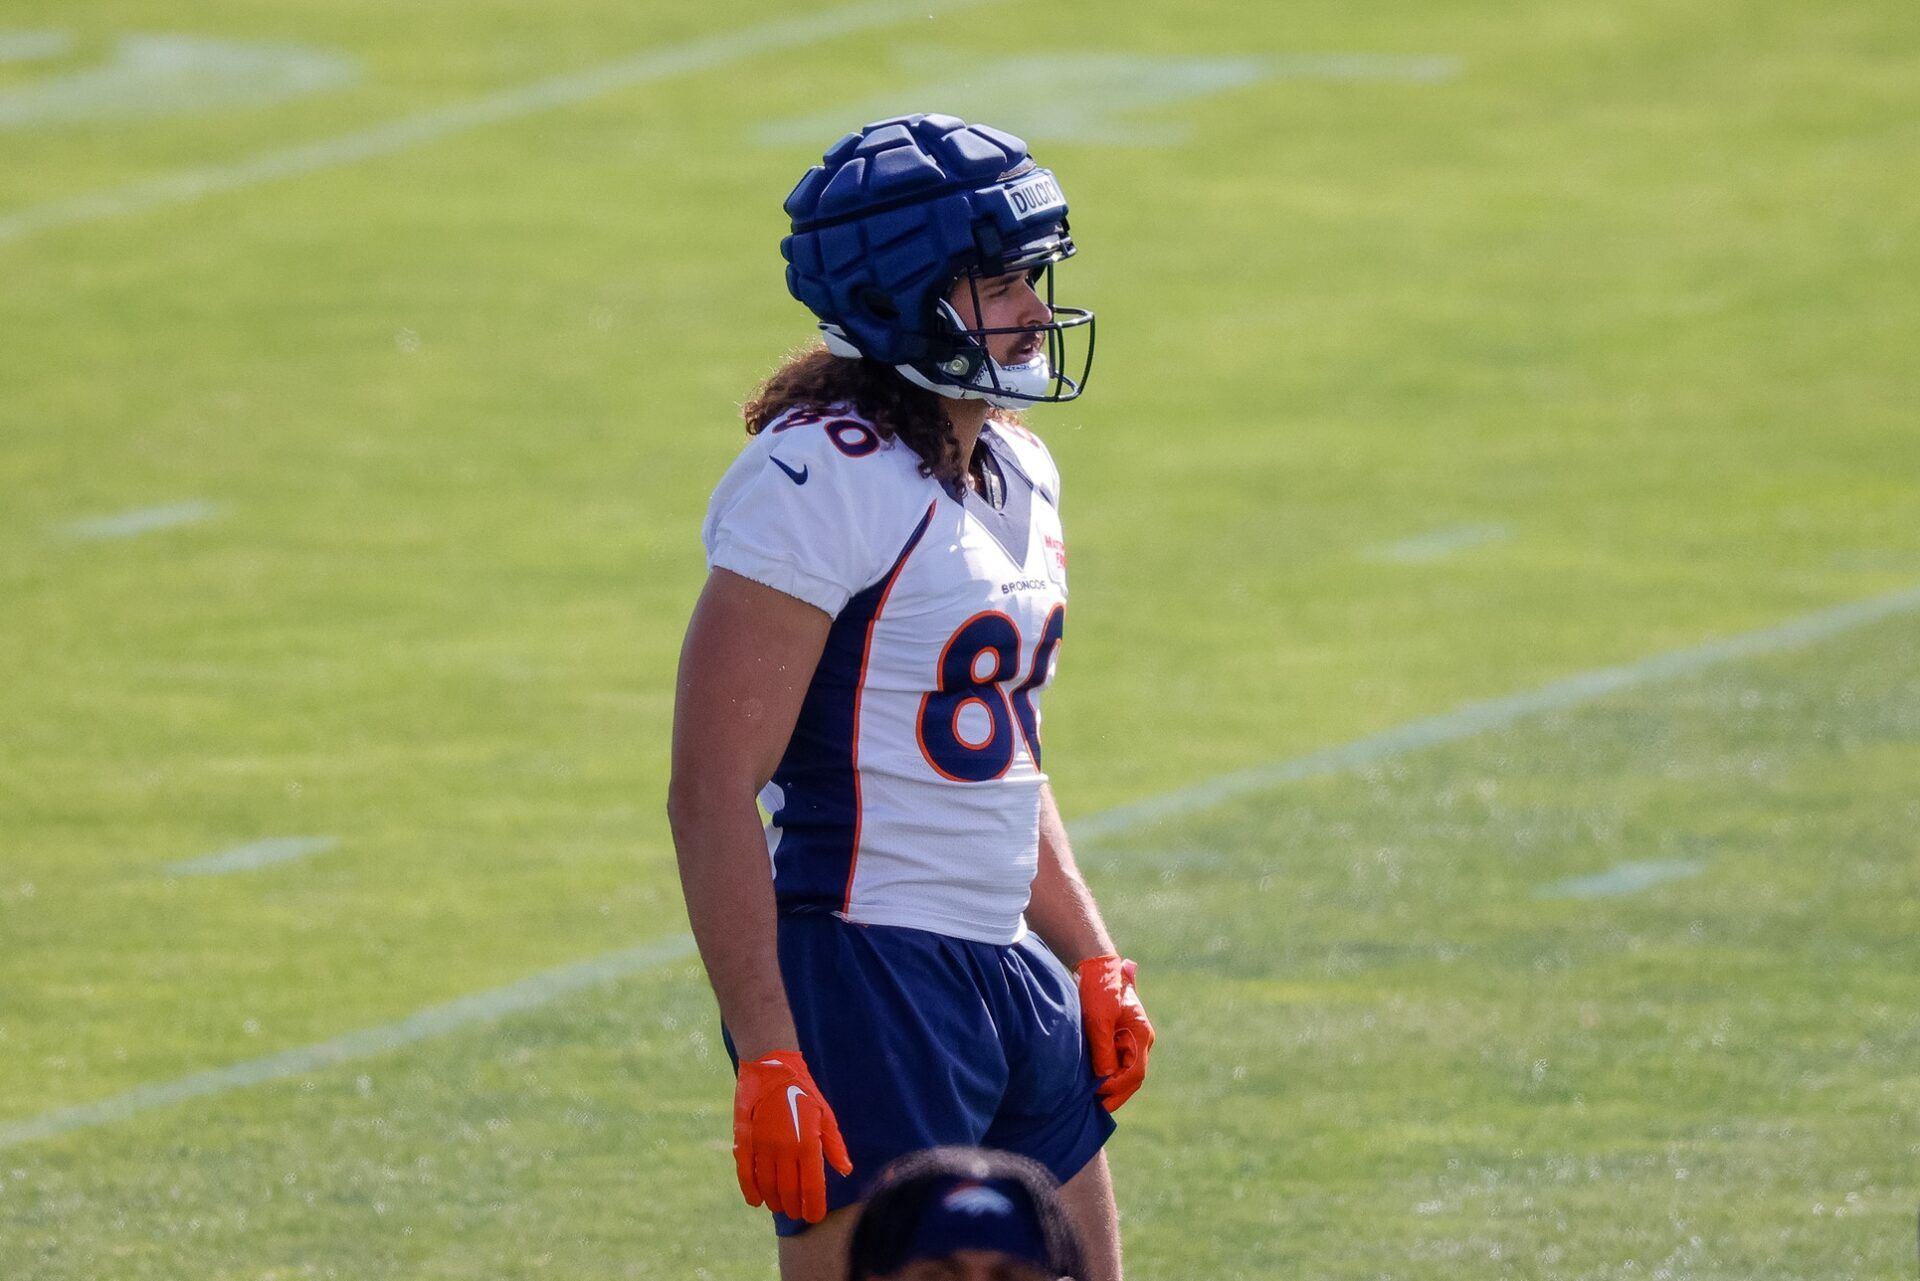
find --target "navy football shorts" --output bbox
[724,911,1116,1236]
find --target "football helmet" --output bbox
[782,113,1094,408]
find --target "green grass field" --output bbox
[3,0,1917,1276]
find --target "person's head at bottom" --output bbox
[845,1146,1086,1281]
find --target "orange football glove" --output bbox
[732,1050,853,1223]
[1075,954,1154,1112]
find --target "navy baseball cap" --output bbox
[893,1177,1049,1266]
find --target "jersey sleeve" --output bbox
[701,424,907,615]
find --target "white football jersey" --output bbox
[702,404,1070,945]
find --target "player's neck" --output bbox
[944,398,991,477]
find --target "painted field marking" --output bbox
[4,581,1915,1150]
[166,836,339,877]
[0,35,357,129]
[0,934,697,1151]
[0,0,990,246]
[1369,522,1508,564]
[1071,582,1920,843]
[61,500,218,539]
[1535,859,1704,900]
[0,31,71,63]
[760,51,1458,148]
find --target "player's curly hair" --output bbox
[844,1146,1086,1280]
[743,344,968,485]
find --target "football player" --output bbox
[668,114,1153,1281]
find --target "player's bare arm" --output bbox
[1027,782,1156,1115]
[669,568,856,1229]
[1024,782,1116,966]
[667,566,828,1060]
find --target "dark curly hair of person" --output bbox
[844,1146,1086,1281]
[743,344,968,485]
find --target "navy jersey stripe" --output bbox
[768,500,938,913]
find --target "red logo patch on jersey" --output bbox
[1045,534,1068,579]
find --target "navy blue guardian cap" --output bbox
[781,113,1094,409]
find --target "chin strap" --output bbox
[818,324,1047,410]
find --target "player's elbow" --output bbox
[664,766,757,847]
[664,774,698,846]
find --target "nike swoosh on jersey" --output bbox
[785,1084,806,1138]
[770,456,809,485]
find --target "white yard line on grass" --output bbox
[165,836,339,876]
[4,582,1916,1151]
[0,35,359,129]
[61,500,219,539]
[1070,582,1920,844]
[0,31,71,63]
[1368,522,1508,564]
[1535,859,1705,900]
[0,935,698,1151]
[759,52,1457,148]
[0,0,989,246]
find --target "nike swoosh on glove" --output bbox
[733,1049,853,1223]
[1075,954,1155,1112]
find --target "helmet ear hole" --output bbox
[939,350,981,378]
[857,287,899,321]
[925,302,979,377]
